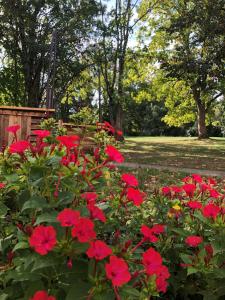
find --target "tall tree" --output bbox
[139,0,225,138]
[94,0,159,131]
[0,0,99,107]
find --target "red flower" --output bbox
[29,290,55,300]
[156,276,168,293]
[105,145,124,163]
[57,135,80,149]
[202,203,220,219]
[71,217,96,242]
[103,121,115,134]
[127,187,145,206]
[200,183,211,192]
[141,225,158,243]
[9,140,30,154]
[121,173,138,187]
[29,225,57,255]
[6,124,20,134]
[67,258,73,269]
[209,189,220,199]
[182,184,196,198]
[81,192,98,205]
[88,204,106,223]
[87,240,112,260]
[33,130,51,138]
[171,186,183,193]
[105,256,131,287]
[0,183,5,189]
[117,130,123,136]
[182,176,192,183]
[192,174,202,183]
[204,244,214,264]
[142,247,163,275]
[185,236,203,247]
[208,177,217,185]
[155,265,170,293]
[57,208,80,227]
[151,224,165,235]
[161,186,171,196]
[187,200,202,210]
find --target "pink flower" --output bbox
[187,200,202,210]
[71,217,96,242]
[185,236,203,247]
[105,256,131,287]
[6,124,20,134]
[29,225,57,255]
[29,290,55,300]
[87,240,112,260]
[127,187,145,206]
[105,145,124,163]
[9,140,30,154]
[202,203,220,219]
[121,173,138,187]
[57,208,80,227]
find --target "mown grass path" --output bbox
[120,136,225,173]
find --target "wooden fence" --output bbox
[0,106,55,148]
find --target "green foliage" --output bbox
[70,107,98,125]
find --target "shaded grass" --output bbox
[118,167,225,195]
[120,136,225,171]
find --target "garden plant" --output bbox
[0,123,224,300]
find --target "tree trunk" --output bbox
[192,87,208,139]
[115,104,124,141]
[197,102,208,139]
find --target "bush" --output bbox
[0,124,168,300]
[0,124,224,300]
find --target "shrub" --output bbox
[0,124,168,300]
[0,124,224,299]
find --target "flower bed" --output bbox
[0,124,224,300]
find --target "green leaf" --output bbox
[120,286,140,298]
[21,196,48,211]
[66,281,92,300]
[0,293,9,300]
[180,253,192,264]
[34,212,58,225]
[187,267,198,276]
[0,202,8,217]
[171,228,187,237]
[32,256,61,272]
[13,241,29,252]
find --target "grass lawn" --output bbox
[120,136,225,171]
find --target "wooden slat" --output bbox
[0,106,55,112]
[0,110,54,117]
